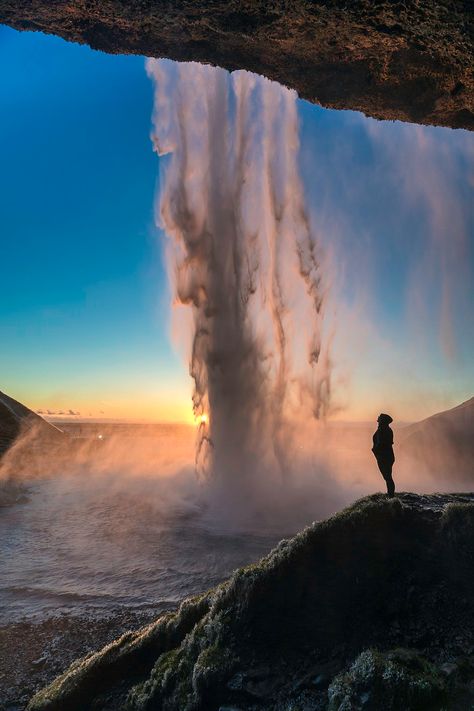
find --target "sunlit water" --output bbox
[0,473,282,623]
[1,421,448,624]
[0,425,284,623]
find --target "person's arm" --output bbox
[372,431,379,453]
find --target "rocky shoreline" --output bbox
[0,607,174,711]
[25,493,474,710]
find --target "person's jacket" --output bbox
[372,426,395,463]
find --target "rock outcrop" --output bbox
[0,390,64,460]
[0,0,473,131]
[28,492,474,710]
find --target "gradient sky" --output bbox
[1,26,473,422]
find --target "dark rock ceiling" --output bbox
[0,1,473,130]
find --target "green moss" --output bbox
[28,594,212,711]
[196,642,223,669]
[328,649,447,711]
[126,649,179,711]
[127,645,196,711]
[441,502,474,537]
[28,626,157,711]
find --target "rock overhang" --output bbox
[0,0,473,131]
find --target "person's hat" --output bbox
[378,413,393,424]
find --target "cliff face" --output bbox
[1,0,473,131]
[28,493,474,710]
[0,390,64,460]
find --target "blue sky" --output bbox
[1,25,473,421]
[0,26,191,420]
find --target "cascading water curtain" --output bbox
[147,59,332,497]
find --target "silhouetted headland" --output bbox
[0,390,64,460]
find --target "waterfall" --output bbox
[147,60,331,510]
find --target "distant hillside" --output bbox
[0,390,64,458]
[401,397,474,479]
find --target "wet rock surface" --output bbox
[25,493,474,710]
[0,608,170,711]
[0,0,473,131]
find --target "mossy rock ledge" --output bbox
[28,493,474,711]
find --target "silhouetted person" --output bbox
[372,413,395,497]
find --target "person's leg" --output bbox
[386,474,395,497]
[377,460,389,494]
[377,460,395,497]
[385,465,395,497]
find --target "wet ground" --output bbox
[0,607,167,711]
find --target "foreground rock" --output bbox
[0,0,473,131]
[28,493,474,710]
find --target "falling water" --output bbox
[147,60,332,509]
